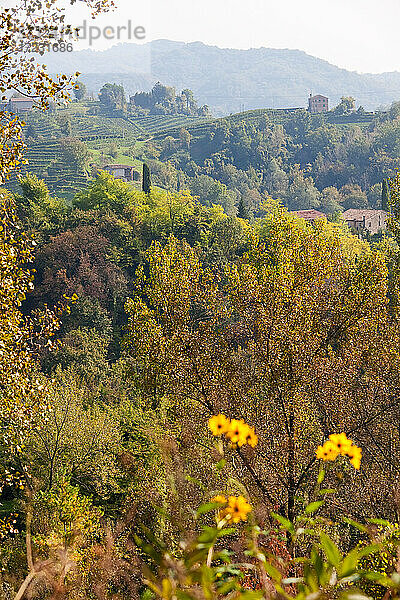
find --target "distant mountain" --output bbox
[43,40,400,115]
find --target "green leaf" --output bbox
[236,592,264,600]
[197,526,219,544]
[217,527,236,538]
[186,548,208,567]
[216,580,239,595]
[318,488,337,495]
[213,549,232,563]
[362,570,388,581]
[342,517,368,533]
[139,523,166,550]
[339,549,359,578]
[176,592,196,600]
[263,561,282,583]
[358,543,381,558]
[305,501,324,514]
[271,512,295,535]
[186,475,206,491]
[320,532,342,567]
[314,551,324,579]
[134,534,162,565]
[317,468,325,484]
[339,590,372,600]
[303,563,319,591]
[216,459,227,470]
[196,502,221,516]
[366,518,392,527]
[361,572,393,586]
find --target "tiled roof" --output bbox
[104,164,135,169]
[342,209,387,221]
[292,209,325,221]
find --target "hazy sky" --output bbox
[64,0,400,73]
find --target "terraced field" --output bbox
[9,109,213,198]
[25,109,211,141]
[150,107,380,145]
[23,113,63,140]
[149,108,306,142]
[126,114,210,137]
[6,103,380,202]
[5,140,89,200]
[71,116,129,141]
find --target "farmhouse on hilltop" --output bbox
[342,209,387,235]
[308,94,329,114]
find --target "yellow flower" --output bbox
[244,426,258,448]
[210,495,227,504]
[329,433,353,455]
[208,414,230,436]
[226,419,248,444]
[222,495,252,523]
[316,434,362,470]
[316,440,339,462]
[237,424,251,447]
[347,445,362,470]
[208,415,257,448]
[235,423,259,447]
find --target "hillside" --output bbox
[4,105,211,199]
[9,100,398,211]
[5,140,90,199]
[43,40,400,115]
[136,102,400,218]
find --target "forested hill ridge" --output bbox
[43,39,400,115]
[140,100,400,217]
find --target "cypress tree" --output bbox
[382,179,390,212]
[237,197,249,220]
[142,163,151,194]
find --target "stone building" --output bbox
[103,164,139,182]
[8,97,35,113]
[342,209,387,235]
[308,94,329,114]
